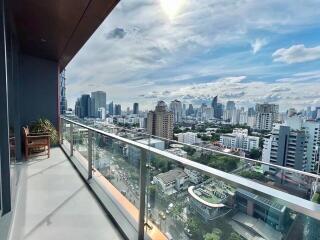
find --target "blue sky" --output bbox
[67,0,320,111]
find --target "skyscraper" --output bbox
[75,94,91,118]
[226,101,236,110]
[214,103,223,119]
[133,102,139,114]
[114,104,121,116]
[108,101,114,115]
[170,99,183,123]
[147,101,174,139]
[59,69,67,114]
[211,96,218,109]
[255,103,279,131]
[187,104,194,116]
[91,91,106,117]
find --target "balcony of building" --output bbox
[1,1,320,240]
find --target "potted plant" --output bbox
[29,118,58,145]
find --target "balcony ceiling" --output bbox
[10,0,119,70]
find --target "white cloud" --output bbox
[272,44,320,64]
[251,38,267,54]
[66,0,320,109]
[142,74,320,111]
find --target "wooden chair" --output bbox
[23,126,51,160]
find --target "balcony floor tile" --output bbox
[10,147,124,240]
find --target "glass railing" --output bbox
[68,117,319,201]
[60,116,320,240]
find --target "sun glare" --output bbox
[160,0,185,20]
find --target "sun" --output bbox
[160,0,185,20]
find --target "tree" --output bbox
[187,217,201,235]
[239,171,267,182]
[210,133,220,141]
[249,148,261,160]
[228,233,242,240]
[183,146,196,156]
[203,228,222,240]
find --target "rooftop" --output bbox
[154,168,188,185]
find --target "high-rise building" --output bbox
[75,98,81,117]
[182,103,187,118]
[197,103,214,122]
[133,102,139,114]
[187,104,194,116]
[147,101,174,139]
[97,107,106,120]
[214,103,223,119]
[248,107,255,116]
[91,91,106,117]
[114,104,121,116]
[75,94,91,118]
[255,103,279,131]
[285,115,320,172]
[262,124,306,172]
[231,109,241,125]
[211,96,218,109]
[59,69,67,114]
[108,101,114,115]
[226,101,236,111]
[170,99,183,123]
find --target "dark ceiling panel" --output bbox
[59,0,119,69]
[10,0,119,69]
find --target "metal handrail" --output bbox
[60,116,320,221]
[68,116,320,180]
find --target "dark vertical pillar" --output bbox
[0,0,11,215]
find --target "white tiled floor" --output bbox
[10,148,123,240]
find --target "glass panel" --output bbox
[145,151,320,240]
[92,132,141,208]
[73,124,89,159]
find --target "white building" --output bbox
[166,148,188,158]
[262,123,307,172]
[285,115,320,172]
[255,104,279,131]
[153,169,189,195]
[97,107,106,120]
[247,116,256,129]
[170,100,183,123]
[136,138,165,150]
[231,109,241,125]
[139,117,147,129]
[219,128,259,151]
[176,132,201,145]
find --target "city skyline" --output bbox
[66,0,320,111]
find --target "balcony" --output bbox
[7,148,124,240]
[1,1,320,240]
[52,116,320,240]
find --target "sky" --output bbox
[66,0,320,111]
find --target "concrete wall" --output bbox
[18,54,59,129]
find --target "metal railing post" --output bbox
[88,130,93,179]
[70,123,74,156]
[138,149,147,240]
[60,118,64,144]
